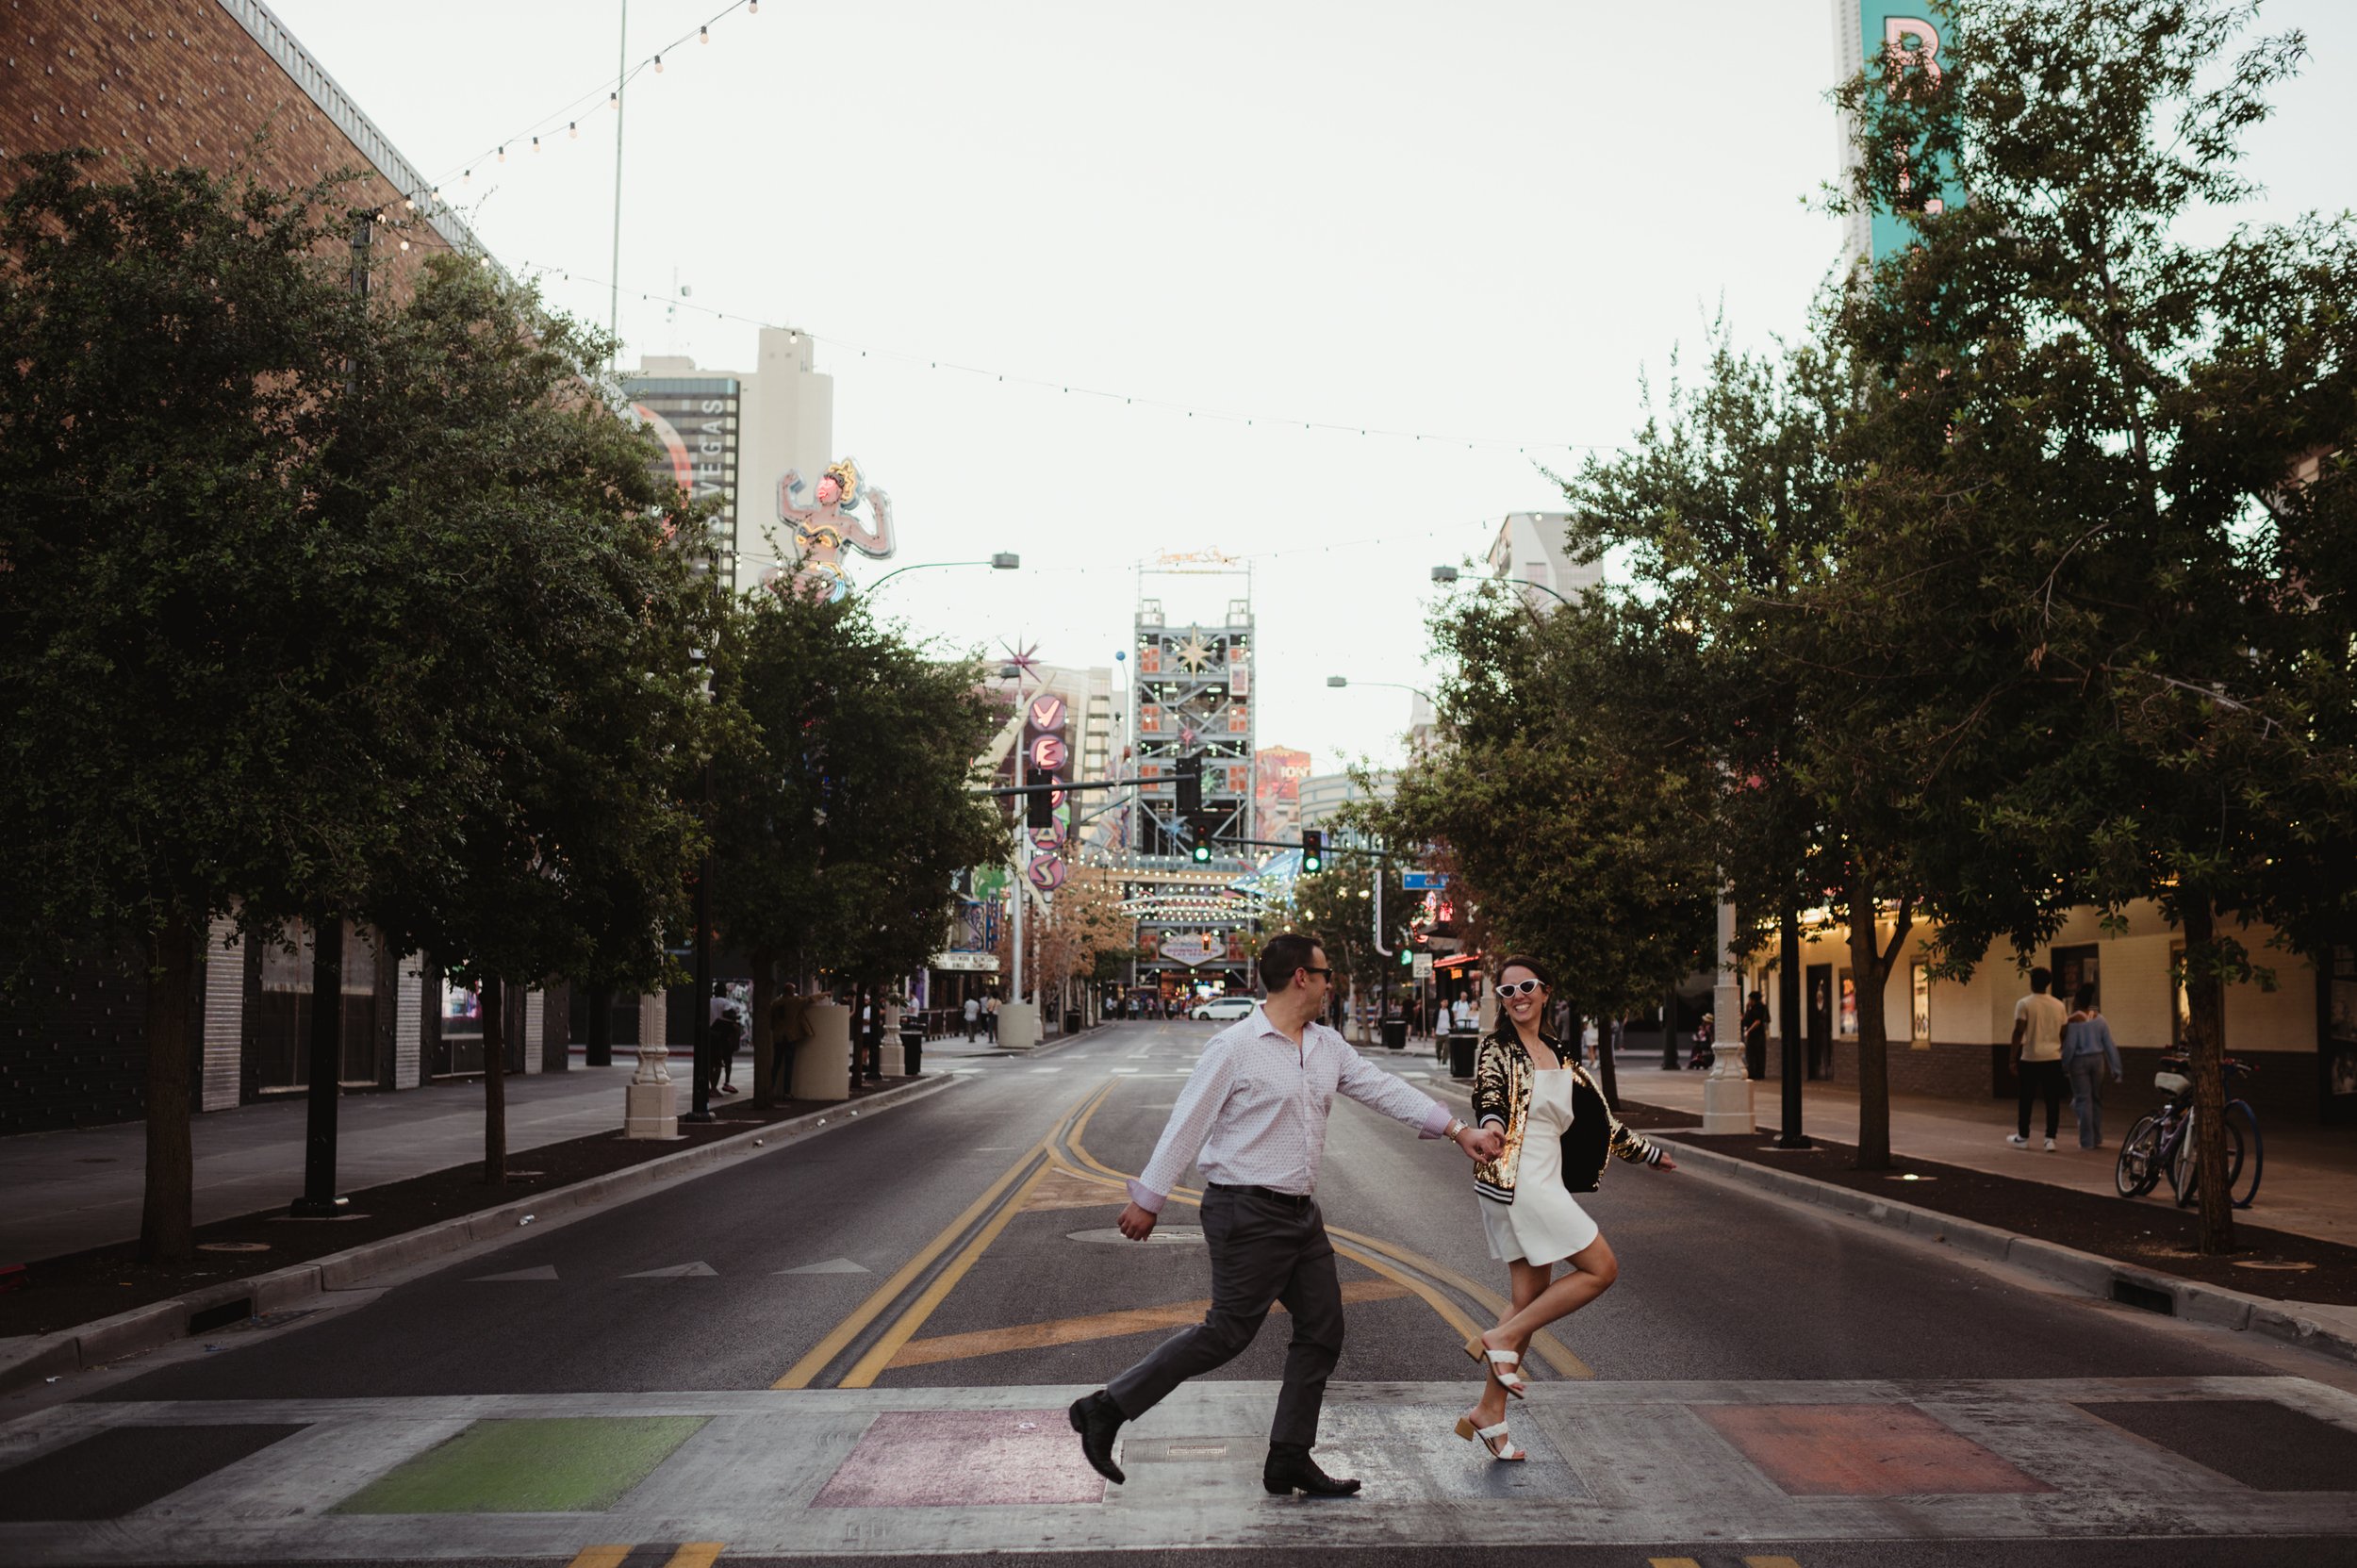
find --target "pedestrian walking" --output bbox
[1068,934,1502,1497]
[770,986,815,1098]
[2059,982,2125,1149]
[708,982,742,1095]
[983,993,1001,1042]
[1740,989,1770,1080]
[1458,956,1676,1462]
[964,993,981,1042]
[2007,966,2069,1151]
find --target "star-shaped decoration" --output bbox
[1178,726,1198,745]
[1001,640,1043,679]
[1173,631,1215,672]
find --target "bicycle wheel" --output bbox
[2227,1100,2263,1209]
[2115,1113,2165,1197]
[2173,1107,2247,1210]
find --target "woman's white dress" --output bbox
[1478,1068,1600,1266]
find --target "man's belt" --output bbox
[1206,1181,1312,1207]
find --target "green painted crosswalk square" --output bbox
[334,1416,710,1514]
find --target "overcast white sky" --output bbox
[274,0,2350,775]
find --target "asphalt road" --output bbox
[7,1020,2355,1568]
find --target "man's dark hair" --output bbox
[1261,933,1326,992]
[2030,966,2052,993]
[2073,981,2098,1011]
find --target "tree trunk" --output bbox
[750,950,777,1110]
[584,985,613,1067]
[1778,898,1807,1147]
[139,908,198,1265]
[1849,902,1893,1170]
[2181,898,2237,1254]
[1582,1010,1619,1110]
[482,974,507,1184]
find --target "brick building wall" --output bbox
[0,0,477,264]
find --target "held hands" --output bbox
[1117,1201,1159,1241]
[1454,1124,1506,1163]
[1655,1153,1679,1172]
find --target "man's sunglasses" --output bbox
[1498,979,1546,997]
[1301,966,1332,979]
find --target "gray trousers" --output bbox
[1106,1186,1345,1449]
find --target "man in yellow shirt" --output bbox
[2008,966,2069,1151]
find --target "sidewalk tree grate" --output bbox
[0,1423,305,1520]
[332,1416,709,1514]
[2076,1399,2357,1492]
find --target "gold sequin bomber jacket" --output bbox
[1471,1028,1664,1203]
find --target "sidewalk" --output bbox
[1607,1058,2357,1247]
[1,1062,651,1267]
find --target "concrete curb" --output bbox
[0,1072,955,1395]
[1654,1131,2357,1367]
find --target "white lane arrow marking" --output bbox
[470,1265,558,1281]
[777,1258,871,1275]
[622,1262,719,1278]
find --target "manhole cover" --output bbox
[1066,1226,1205,1246]
[197,1242,272,1253]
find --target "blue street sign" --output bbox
[1402,872,1449,892]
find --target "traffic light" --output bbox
[1175,753,1202,817]
[1400,948,1414,966]
[1191,833,1213,865]
[1026,767,1054,831]
[1301,829,1323,872]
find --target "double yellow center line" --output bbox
[773,1081,1113,1390]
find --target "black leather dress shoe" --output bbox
[1262,1444,1361,1497]
[1068,1391,1126,1485]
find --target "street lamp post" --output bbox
[1431,562,1572,608]
[1325,674,1437,705]
[862,553,1020,595]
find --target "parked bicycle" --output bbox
[2114,1051,2263,1210]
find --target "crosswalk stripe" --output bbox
[565,1549,631,1568]
[1646,1559,1702,1568]
[661,1545,727,1568]
[1743,1558,1806,1567]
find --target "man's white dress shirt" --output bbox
[1128,1005,1453,1213]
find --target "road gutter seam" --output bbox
[0,1072,958,1395]
[1409,1068,2357,1367]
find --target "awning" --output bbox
[1432,952,1484,971]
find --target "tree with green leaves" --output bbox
[341,251,721,1183]
[0,154,411,1261]
[709,590,1005,1102]
[1360,589,1718,1098]
[1822,0,2357,1245]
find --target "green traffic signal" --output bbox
[1191,839,1212,864]
[1301,828,1324,872]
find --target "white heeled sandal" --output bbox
[1454,1412,1526,1461]
[1462,1333,1527,1396]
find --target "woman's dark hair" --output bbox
[1261,933,1326,992]
[2073,982,2098,1011]
[1494,953,1554,990]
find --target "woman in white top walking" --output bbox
[1459,955,1677,1461]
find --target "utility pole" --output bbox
[608,0,627,371]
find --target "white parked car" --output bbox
[1189,996,1258,1022]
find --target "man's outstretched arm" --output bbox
[1335,1048,1503,1160]
[1118,1041,1238,1238]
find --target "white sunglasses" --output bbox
[1498,979,1546,997]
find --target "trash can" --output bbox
[1449,1028,1478,1080]
[899,1026,924,1077]
[1381,1017,1408,1051]
[1063,1009,1083,1036]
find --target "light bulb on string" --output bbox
[750,1,758,12]
[700,25,708,43]
[531,135,540,153]
[497,144,506,162]
[608,90,618,109]
[653,54,663,73]
[569,121,578,139]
